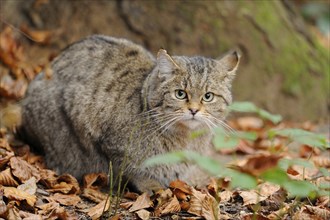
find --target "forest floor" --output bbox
[0,26,329,220]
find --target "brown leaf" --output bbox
[242,213,270,220]
[17,177,37,195]
[9,157,41,183]
[86,199,110,220]
[219,190,233,203]
[83,172,107,189]
[47,193,81,206]
[82,188,107,203]
[136,209,150,220]
[313,156,330,168]
[236,117,264,130]
[187,187,206,216]
[124,191,139,200]
[0,168,19,186]
[120,201,134,209]
[2,186,36,207]
[0,195,8,217]
[304,205,330,219]
[239,182,280,206]
[20,25,53,45]
[129,192,153,212]
[37,201,73,220]
[160,195,181,215]
[0,104,22,129]
[47,174,80,194]
[236,154,282,176]
[201,193,220,220]
[18,210,42,220]
[169,179,192,194]
[0,145,15,170]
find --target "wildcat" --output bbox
[20,35,240,192]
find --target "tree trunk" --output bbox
[1,0,328,121]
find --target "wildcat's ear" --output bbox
[217,50,241,73]
[157,49,179,79]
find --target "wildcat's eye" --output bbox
[202,92,214,102]
[175,89,187,100]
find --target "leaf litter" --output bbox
[0,26,329,220]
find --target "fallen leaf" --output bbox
[219,190,233,203]
[136,209,150,220]
[17,177,37,195]
[313,156,330,168]
[37,201,72,220]
[160,195,181,215]
[304,205,330,219]
[236,117,264,130]
[236,154,282,176]
[47,174,80,194]
[9,157,41,183]
[201,193,220,220]
[239,182,280,206]
[86,199,110,220]
[47,193,81,206]
[20,24,53,45]
[169,179,192,194]
[83,172,108,189]
[2,186,36,207]
[82,188,107,203]
[18,210,42,220]
[0,168,19,186]
[120,201,134,209]
[124,191,139,200]
[187,187,206,216]
[242,213,269,220]
[129,192,153,212]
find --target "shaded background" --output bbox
[0,0,329,121]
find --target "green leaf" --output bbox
[183,151,223,175]
[273,128,328,149]
[213,134,239,150]
[224,170,257,189]
[229,101,282,124]
[261,168,289,185]
[278,158,314,170]
[284,180,318,198]
[143,151,186,167]
[236,131,258,141]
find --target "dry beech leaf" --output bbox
[47,174,80,194]
[242,213,270,220]
[129,192,153,212]
[304,205,330,219]
[187,187,206,216]
[201,193,220,220]
[236,154,282,176]
[313,156,330,168]
[160,195,181,216]
[316,195,330,207]
[82,188,107,203]
[120,201,134,209]
[267,204,290,219]
[6,205,21,220]
[38,168,58,188]
[20,24,53,45]
[87,199,110,220]
[0,148,14,169]
[83,172,108,189]
[0,168,19,186]
[2,186,36,207]
[37,201,71,220]
[18,210,42,220]
[219,190,233,203]
[17,177,37,195]
[124,191,139,200]
[9,157,41,183]
[136,209,150,220]
[169,179,192,194]
[236,117,264,130]
[47,193,81,206]
[240,182,280,206]
[0,198,7,217]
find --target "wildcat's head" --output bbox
[145,49,240,132]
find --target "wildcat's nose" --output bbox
[189,108,199,116]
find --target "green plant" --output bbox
[143,101,329,198]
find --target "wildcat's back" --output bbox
[21,35,155,179]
